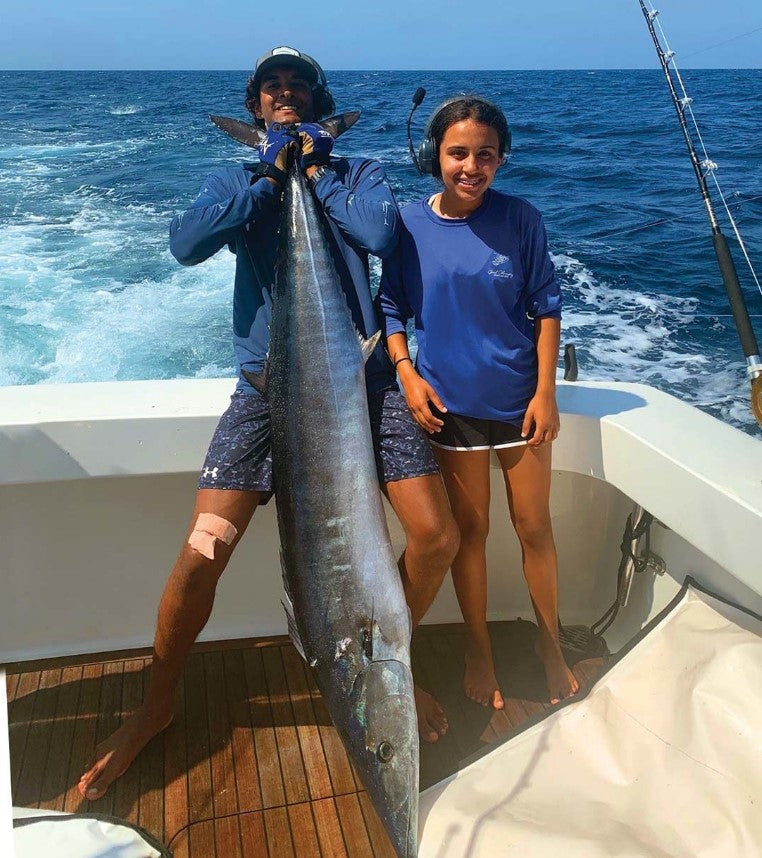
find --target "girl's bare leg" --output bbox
[434,447,504,709]
[496,443,578,704]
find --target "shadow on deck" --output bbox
[6,621,605,857]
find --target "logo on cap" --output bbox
[271,46,300,57]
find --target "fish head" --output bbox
[349,659,419,857]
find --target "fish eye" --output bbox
[377,741,395,763]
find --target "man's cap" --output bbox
[252,47,328,91]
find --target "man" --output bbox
[78,46,458,802]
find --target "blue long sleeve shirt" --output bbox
[169,157,400,395]
[379,190,561,422]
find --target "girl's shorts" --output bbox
[429,410,528,452]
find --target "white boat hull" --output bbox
[1,378,760,663]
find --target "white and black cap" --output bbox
[252,46,328,91]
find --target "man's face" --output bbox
[255,66,315,126]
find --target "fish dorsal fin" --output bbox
[210,114,266,149]
[358,330,381,363]
[319,111,361,140]
[361,626,373,660]
[241,363,268,395]
[279,549,307,662]
[362,600,376,660]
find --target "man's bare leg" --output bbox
[433,448,505,710]
[78,488,262,801]
[385,473,459,742]
[496,445,579,705]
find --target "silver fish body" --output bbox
[271,164,418,858]
[212,113,419,857]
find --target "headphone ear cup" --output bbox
[313,86,335,121]
[418,138,434,175]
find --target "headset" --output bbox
[407,90,512,176]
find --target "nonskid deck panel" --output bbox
[6,623,604,856]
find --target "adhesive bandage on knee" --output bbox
[188,513,238,560]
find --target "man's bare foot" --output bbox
[415,686,448,743]
[535,636,579,705]
[464,647,504,710]
[78,705,173,801]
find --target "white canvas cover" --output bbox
[13,807,168,858]
[419,582,762,857]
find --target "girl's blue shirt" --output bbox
[379,189,561,422]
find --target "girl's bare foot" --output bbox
[535,635,579,705]
[415,686,448,743]
[78,704,174,801]
[464,646,504,710]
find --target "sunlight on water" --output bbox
[1,70,760,435]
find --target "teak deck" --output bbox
[6,621,604,856]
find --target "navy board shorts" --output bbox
[429,409,529,452]
[198,386,439,502]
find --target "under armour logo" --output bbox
[203,467,219,480]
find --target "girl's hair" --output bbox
[244,75,336,129]
[428,96,511,178]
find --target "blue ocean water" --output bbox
[1,70,761,435]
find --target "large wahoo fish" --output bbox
[211,113,419,857]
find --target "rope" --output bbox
[682,26,762,60]
[645,1,762,302]
[592,193,762,239]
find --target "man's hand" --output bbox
[398,363,447,434]
[257,124,299,186]
[521,389,560,446]
[298,123,334,170]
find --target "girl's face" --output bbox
[438,118,503,204]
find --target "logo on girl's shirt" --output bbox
[488,253,514,279]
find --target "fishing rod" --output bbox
[593,193,762,240]
[638,0,762,427]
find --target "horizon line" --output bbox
[2,66,761,73]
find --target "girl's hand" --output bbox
[522,390,560,446]
[399,365,447,434]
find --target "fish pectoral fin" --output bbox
[358,330,382,363]
[362,625,373,660]
[318,111,361,139]
[279,550,307,662]
[242,363,268,395]
[281,591,307,662]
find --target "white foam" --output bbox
[553,251,758,434]
[109,105,142,115]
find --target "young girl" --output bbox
[379,96,578,708]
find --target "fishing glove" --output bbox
[298,123,334,169]
[257,124,299,185]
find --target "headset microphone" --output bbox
[407,88,427,174]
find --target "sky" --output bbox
[1,0,760,70]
